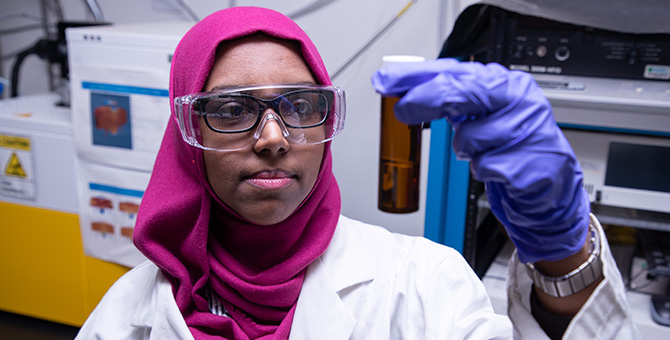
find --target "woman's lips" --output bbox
[245,170,294,189]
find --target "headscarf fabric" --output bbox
[133,7,341,339]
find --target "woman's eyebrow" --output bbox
[210,84,234,91]
[209,82,319,92]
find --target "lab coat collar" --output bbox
[127,216,375,339]
[289,215,375,339]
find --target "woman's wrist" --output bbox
[534,238,591,277]
[532,235,603,316]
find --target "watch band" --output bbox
[525,224,602,298]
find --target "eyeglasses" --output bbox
[174,84,346,151]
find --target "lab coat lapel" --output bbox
[289,216,375,339]
[131,268,195,339]
[148,279,195,340]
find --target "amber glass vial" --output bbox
[378,55,425,213]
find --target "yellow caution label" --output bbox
[5,152,27,178]
[0,135,31,151]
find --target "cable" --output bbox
[10,45,38,97]
[41,0,55,91]
[175,0,200,22]
[330,0,417,81]
[0,13,50,25]
[0,24,46,37]
[9,34,69,97]
[287,0,336,20]
[44,0,65,21]
[84,0,105,22]
[0,13,54,39]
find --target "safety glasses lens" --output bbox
[203,96,259,132]
[278,91,329,128]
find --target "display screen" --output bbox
[605,142,670,193]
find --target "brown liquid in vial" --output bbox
[378,96,421,213]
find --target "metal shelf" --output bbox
[591,204,670,232]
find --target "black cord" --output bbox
[10,45,37,97]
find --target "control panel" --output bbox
[499,13,670,82]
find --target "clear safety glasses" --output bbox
[174,84,346,151]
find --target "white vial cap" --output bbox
[382,55,426,67]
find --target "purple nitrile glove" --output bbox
[372,58,590,263]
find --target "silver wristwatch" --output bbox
[525,224,603,298]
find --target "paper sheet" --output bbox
[77,160,149,267]
[71,66,171,172]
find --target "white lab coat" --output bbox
[75,214,638,339]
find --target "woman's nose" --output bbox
[253,111,290,154]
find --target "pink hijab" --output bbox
[133,7,341,339]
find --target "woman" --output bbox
[76,6,638,340]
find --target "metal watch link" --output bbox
[525,224,603,298]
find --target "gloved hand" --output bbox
[371,58,590,263]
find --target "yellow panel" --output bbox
[0,201,86,327]
[84,256,130,313]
